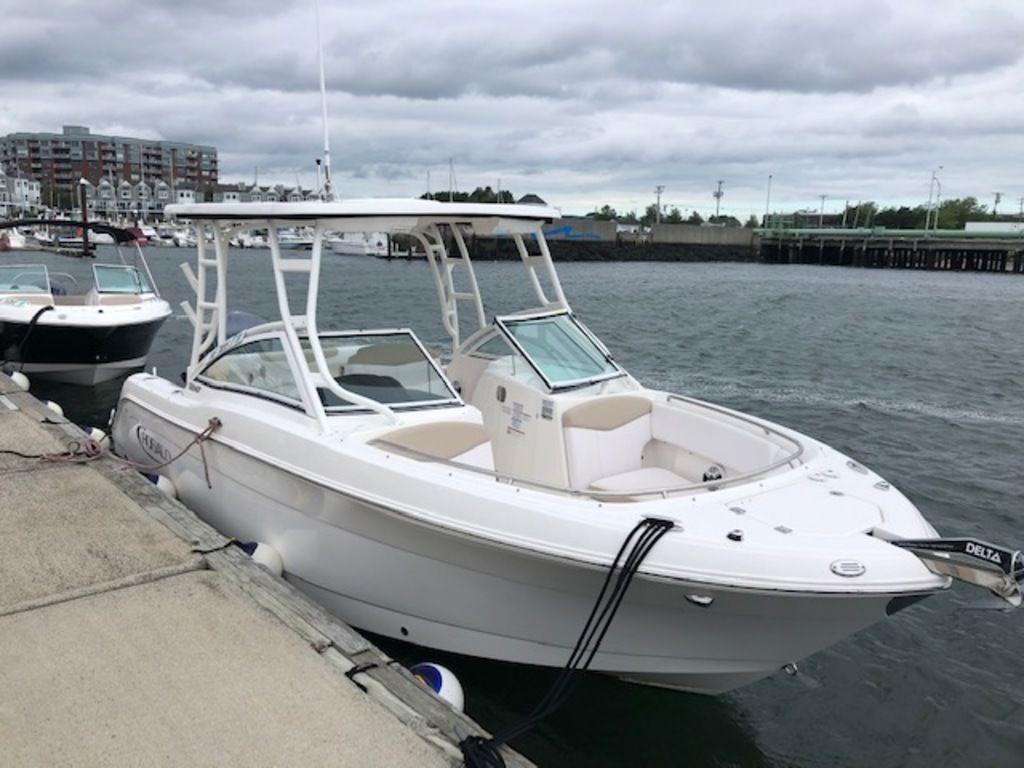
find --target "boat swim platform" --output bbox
[0,376,531,767]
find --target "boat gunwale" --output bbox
[114,387,946,598]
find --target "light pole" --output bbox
[654,185,664,224]
[764,174,772,226]
[992,192,1002,217]
[925,166,942,230]
[713,180,724,220]
[818,194,827,227]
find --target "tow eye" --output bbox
[892,538,1024,609]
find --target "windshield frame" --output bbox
[311,329,463,413]
[92,264,152,294]
[0,264,52,295]
[494,310,626,391]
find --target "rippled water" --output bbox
[31,248,1024,767]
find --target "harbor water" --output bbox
[30,247,1024,767]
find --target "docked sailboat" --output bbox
[0,220,171,384]
[111,199,1022,694]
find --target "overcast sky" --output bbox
[4,0,1023,218]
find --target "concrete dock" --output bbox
[0,374,530,767]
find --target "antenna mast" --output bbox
[314,0,334,200]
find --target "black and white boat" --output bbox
[0,220,171,385]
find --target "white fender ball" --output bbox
[145,474,177,499]
[43,399,64,417]
[410,662,465,712]
[86,427,109,447]
[6,371,29,391]
[241,541,284,576]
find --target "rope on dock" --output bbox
[0,417,222,488]
[0,437,103,464]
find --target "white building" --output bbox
[0,167,42,214]
[964,221,1024,234]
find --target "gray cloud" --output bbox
[1,0,1022,218]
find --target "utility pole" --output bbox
[654,185,664,224]
[426,169,431,199]
[448,158,455,202]
[1018,196,1023,221]
[818,194,827,227]
[925,167,942,230]
[713,180,724,219]
[992,192,1002,217]
[764,174,772,226]
[841,199,849,228]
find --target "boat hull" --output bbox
[0,316,166,384]
[113,398,934,695]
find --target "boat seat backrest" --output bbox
[373,421,494,470]
[3,294,53,305]
[96,294,143,306]
[562,396,653,490]
[650,402,786,472]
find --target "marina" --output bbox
[10,253,1024,766]
[4,1,1024,765]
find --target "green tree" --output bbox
[619,210,639,224]
[744,214,759,228]
[936,197,987,229]
[686,210,704,225]
[592,204,618,221]
[640,203,660,227]
[874,205,920,229]
[663,206,683,224]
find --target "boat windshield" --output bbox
[497,312,623,389]
[306,331,460,411]
[93,265,153,294]
[0,265,50,294]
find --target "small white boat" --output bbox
[0,220,171,385]
[328,231,389,257]
[0,228,29,251]
[278,227,314,250]
[112,199,1022,695]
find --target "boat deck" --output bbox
[0,374,530,767]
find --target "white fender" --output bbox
[155,474,177,499]
[86,427,109,447]
[7,371,29,391]
[249,542,284,576]
[410,662,465,712]
[43,400,64,417]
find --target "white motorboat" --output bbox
[328,231,389,257]
[278,227,314,250]
[111,199,1022,695]
[0,227,29,251]
[0,220,171,385]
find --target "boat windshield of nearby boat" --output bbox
[111,198,1022,695]
[0,219,171,384]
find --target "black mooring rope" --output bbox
[460,517,675,767]
[1,304,54,373]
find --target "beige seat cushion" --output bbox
[562,395,651,430]
[589,467,687,493]
[372,421,494,470]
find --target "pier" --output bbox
[759,228,1024,273]
[0,375,530,767]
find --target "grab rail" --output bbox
[371,395,805,501]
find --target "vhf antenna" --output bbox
[314,0,334,201]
